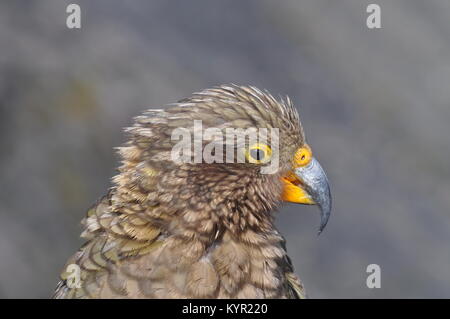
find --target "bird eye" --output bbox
[246,143,272,164]
[294,144,313,167]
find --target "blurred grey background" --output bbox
[0,0,449,298]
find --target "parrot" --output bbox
[53,84,331,299]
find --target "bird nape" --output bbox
[53,84,332,299]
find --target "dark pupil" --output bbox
[250,149,265,161]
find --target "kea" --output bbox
[53,85,331,299]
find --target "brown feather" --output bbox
[53,85,306,299]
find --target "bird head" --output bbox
[114,85,331,238]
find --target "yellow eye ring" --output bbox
[245,143,272,164]
[294,144,312,167]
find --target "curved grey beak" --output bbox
[294,158,332,234]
